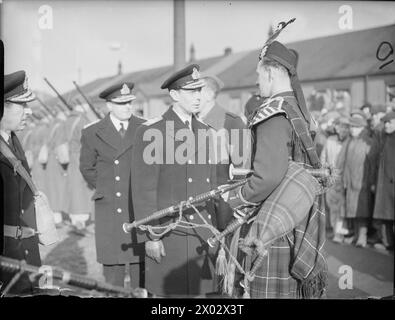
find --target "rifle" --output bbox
[36,96,56,117]
[0,256,149,298]
[43,77,73,111]
[72,81,102,119]
[55,103,68,114]
[123,179,248,233]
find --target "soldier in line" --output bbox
[131,64,219,297]
[41,110,69,225]
[60,103,95,233]
[197,74,250,230]
[30,112,52,196]
[80,82,145,288]
[0,71,41,295]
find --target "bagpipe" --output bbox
[209,161,336,297]
[122,172,249,235]
[0,256,149,298]
[208,163,336,248]
[123,161,335,237]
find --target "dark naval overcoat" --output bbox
[131,106,219,297]
[79,113,144,265]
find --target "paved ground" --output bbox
[38,224,394,299]
[40,223,104,282]
[325,239,393,299]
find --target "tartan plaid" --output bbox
[247,161,322,248]
[231,162,327,298]
[229,100,328,298]
[232,235,298,299]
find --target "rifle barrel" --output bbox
[72,81,102,119]
[43,77,73,111]
[36,96,55,117]
[0,256,147,297]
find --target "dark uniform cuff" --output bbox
[226,186,259,209]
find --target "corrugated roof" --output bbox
[219,24,395,89]
[122,54,227,98]
[43,75,116,107]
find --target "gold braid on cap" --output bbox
[259,18,296,61]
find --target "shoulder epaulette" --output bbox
[195,116,214,129]
[225,111,240,119]
[83,119,100,129]
[134,114,146,121]
[248,97,287,127]
[142,116,162,126]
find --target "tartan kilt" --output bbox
[231,162,327,298]
[246,161,322,247]
[233,233,298,298]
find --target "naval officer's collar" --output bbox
[109,112,129,131]
[172,105,192,129]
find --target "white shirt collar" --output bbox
[0,130,11,144]
[172,106,192,129]
[109,113,129,131]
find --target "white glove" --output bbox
[145,240,166,263]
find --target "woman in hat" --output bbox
[336,111,378,247]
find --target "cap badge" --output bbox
[259,45,268,61]
[191,68,200,80]
[120,84,130,95]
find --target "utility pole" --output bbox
[173,0,186,70]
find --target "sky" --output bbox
[2,0,395,95]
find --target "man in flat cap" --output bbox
[336,111,378,247]
[197,74,250,231]
[372,111,395,251]
[222,40,328,298]
[0,71,41,295]
[131,64,218,297]
[79,82,145,288]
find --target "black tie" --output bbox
[185,119,195,133]
[119,123,126,138]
